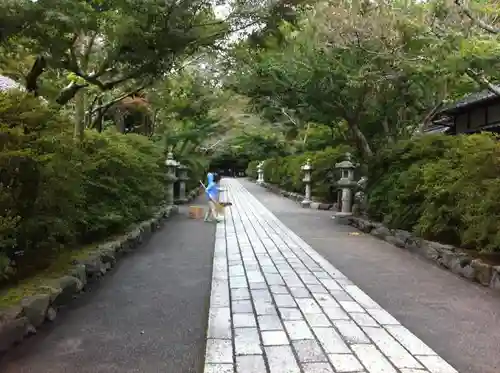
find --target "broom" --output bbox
[199,181,232,215]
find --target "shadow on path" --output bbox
[0,203,215,373]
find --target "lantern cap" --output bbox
[335,152,355,169]
[165,150,179,166]
[301,158,312,171]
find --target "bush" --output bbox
[246,160,259,179]
[261,146,351,202]
[76,131,165,242]
[366,133,500,252]
[0,92,166,283]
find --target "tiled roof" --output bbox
[0,75,24,91]
[440,86,500,113]
[423,125,451,134]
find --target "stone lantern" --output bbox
[301,158,313,208]
[332,152,357,222]
[257,161,265,184]
[177,163,189,203]
[165,149,179,206]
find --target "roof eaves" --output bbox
[439,86,500,114]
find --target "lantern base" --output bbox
[331,211,352,225]
[175,198,188,205]
[301,199,311,208]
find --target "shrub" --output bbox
[246,160,259,179]
[261,145,351,201]
[365,134,456,229]
[0,253,15,281]
[366,133,500,252]
[76,131,165,242]
[0,92,166,283]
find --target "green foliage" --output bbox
[262,146,351,202]
[367,133,500,252]
[211,132,290,173]
[0,253,15,281]
[0,92,165,283]
[2,0,228,97]
[76,131,165,240]
[150,71,225,189]
[225,1,500,159]
[365,134,455,227]
[245,160,258,179]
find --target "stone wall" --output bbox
[257,181,334,210]
[348,216,500,292]
[0,188,200,354]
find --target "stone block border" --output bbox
[348,216,500,293]
[256,181,334,210]
[0,187,201,354]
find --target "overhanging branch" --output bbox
[465,68,500,96]
[418,101,445,133]
[56,82,89,105]
[455,0,500,34]
[25,56,46,96]
[90,83,150,115]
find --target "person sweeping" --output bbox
[203,173,223,223]
[207,171,214,185]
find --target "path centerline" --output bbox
[204,178,458,373]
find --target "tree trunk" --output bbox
[329,125,336,140]
[302,122,310,145]
[151,109,158,136]
[347,121,373,159]
[74,90,85,140]
[114,110,126,133]
[73,31,91,141]
[96,97,104,132]
[56,83,86,105]
[91,99,107,133]
[382,118,394,144]
[25,56,46,96]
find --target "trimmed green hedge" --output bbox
[366,133,500,252]
[0,92,166,282]
[248,133,500,252]
[250,146,351,202]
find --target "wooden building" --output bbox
[427,87,500,135]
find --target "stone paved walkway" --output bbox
[204,179,458,373]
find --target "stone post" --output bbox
[165,150,178,206]
[257,161,265,184]
[177,163,189,203]
[332,153,357,223]
[301,158,313,208]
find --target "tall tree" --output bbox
[225,0,500,158]
[1,0,232,139]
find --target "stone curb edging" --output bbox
[348,216,500,292]
[250,175,500,291]
[255,180,334,210]
[0,188,201,354]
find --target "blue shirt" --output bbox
[206,181,220,200]
[207,173,214,185]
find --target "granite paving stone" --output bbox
[202,179,458,373]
